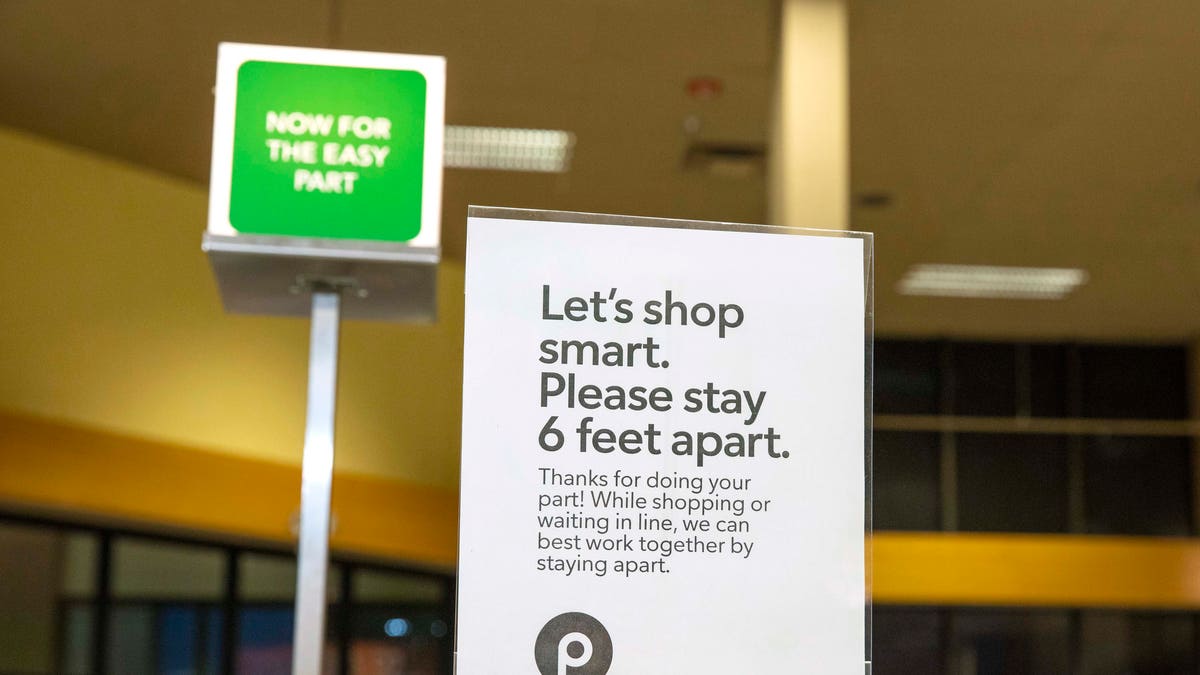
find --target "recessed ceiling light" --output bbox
[854,191,893,208]
[897,264,1088,300]
[444,125,574,173]
[682,142,765,178]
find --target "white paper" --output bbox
[457,214,865,674]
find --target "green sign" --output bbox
[228,61,427,242]
[204,44,444,322]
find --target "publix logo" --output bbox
[534,612,613,675]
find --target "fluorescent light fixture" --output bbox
[897,264,1088,299]
[444,125,574,172]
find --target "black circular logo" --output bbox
[534,612,613,675]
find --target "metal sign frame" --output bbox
[201,42,447,675]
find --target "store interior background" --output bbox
[2,1,1200,673]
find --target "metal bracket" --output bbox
[203,232,438,322]
[289,274,369,299]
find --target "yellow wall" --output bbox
[874,532,1200,609]
[7,126,1200,609]
[0,126,465,490]
[0,412,457,568]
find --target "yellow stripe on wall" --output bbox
[0,412,457,569]
[874,532,1200,609]
[7,410,1200,607]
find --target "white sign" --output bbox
[457,210,868,674]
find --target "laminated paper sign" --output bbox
[457,208,870,674]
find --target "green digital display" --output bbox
[228,61,427,242]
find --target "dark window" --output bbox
[107,606,154,674]
[875,340,942,414]
[957,434,1069,533]
[203,607,225,674]
[237,606,295,674]
[351,568,453,673]
[60,605,94,675]
[111,537,225,600]
[237,553,342,603]
[951,343,1017,416]
[873,431,940,531]
[0,513,455,675]
[1080,612,1196,675]
[1084,435,1193,535]
[347,605,449,674]
[0,522,61,674]
[233,554,343,674]
[1079,345,1188,419]
[1029,344,1068,417]
[157,605,199,674]
[950,610,1071,675]
[873,608,942,675]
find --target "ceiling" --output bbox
[2,0,1198,341]
[849,0,1200,340]
[1,1,1199,494]
[0,0,774,256]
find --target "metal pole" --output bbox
[292,289,341,675]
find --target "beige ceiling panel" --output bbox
[588,0,773,69]
[849,0,1200,339]
[337,0,601,123]
[850,0,1130,217]
[1,1,1194,340]
[0,0,332,183]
